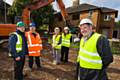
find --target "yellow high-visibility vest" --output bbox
[11,32,22,53]
[62,33,71,47]
[52,35,61,49]
[77,33,102,69]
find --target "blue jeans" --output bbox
[53,48,61,63]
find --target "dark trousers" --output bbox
[29,56,41,68]
[14,57,25,80]
[61,46,69,62]
[76,62,79,80]
[78,67,108,80]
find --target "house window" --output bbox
[104,15,111,21]
[72,13,79,20]
[88,10,93,18]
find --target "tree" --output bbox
[115,20,120,30]
[8,0,54,29]
[8,0,32,16]
[116,20,120,25]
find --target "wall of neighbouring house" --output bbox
[80,9,101,32]
[100,12,116,38]
[51,13,80,32]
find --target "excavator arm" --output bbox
[28,0,54,10]
[22,0,70,27]
[22,0,54,26]
[56,0,69,22]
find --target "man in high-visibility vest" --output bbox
[52,27,61,65]
[61,27,72,63]
[8,21,28,80]
[77,18,113,80]
[25,22,42,71]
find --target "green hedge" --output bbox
[110,40,120,54]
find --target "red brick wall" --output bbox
[51,10,116,39]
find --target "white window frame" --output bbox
[104,15,111,21]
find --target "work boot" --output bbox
[53,60,57,65]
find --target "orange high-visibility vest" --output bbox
[25,31,42,56]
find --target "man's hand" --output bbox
[15,57,21,61]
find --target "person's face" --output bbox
[30,27,36,32]
[54,29,60,34]
[79,24,92,37]
[18,27,25,32]
[64,29,69,33]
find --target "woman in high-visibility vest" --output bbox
[52,27,61,65]
[61,27,72,63]
[25,22,42,71]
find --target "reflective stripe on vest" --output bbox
[62,33,71,47]
[77,33,102,69]
[28,44,42,47]
[27,32,42,48]
[11,32,22,53]
[26,32,42,56]
[29,50,40,54]
[52,35,61,49]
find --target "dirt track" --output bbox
[0,44,120,80]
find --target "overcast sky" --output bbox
[4,0,120,21]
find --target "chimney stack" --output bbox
[73,0,79,7]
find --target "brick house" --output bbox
[51,3,118,39]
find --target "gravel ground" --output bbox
[0,43,120,80]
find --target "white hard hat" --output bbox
[79,18,93,26]
[55,27,59,30]
[64,27,69,30]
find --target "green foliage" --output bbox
[38,24,49,31]
[111,47,120,54]
[114,20,120,29]
[70,42,79,50]
[31,5,54,27]
[8,0,32,15]
[7,0,54,28]
[116,20,120,24]
[110,41,120,54]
